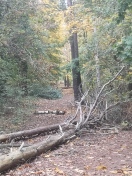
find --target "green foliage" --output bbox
[62,58,80,71]
[59,0,66,10]
[29,84,62,99]
[77,0,132,108]
[0,0,65,110]
[0,58,9,106]
[114,35,132,63]
[117,0,132,23]
[0,73,7,97]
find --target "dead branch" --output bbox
[68,66,125,131]
[67,90,90,124]
[82,66,125,126]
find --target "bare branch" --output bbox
[18,142,25,151]
[82,66,125,125]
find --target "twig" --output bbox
[68,89,90,124]
[59,125,64,136]
[19,142,25,151]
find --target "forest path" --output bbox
[24,88,75,130]
[1,88,132,176]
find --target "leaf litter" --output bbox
[1,88,132,176]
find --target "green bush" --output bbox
[29,84,62,99]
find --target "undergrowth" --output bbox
[29,84,62,99]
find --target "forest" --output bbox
[0,0,132,175]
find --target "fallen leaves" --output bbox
[29,170,45,175]
[84,165,91,170]
[55,167,64,175]
[110,167,132,175]
[96,165,107,170]
[1,89,131,176]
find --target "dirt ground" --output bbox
[0,88,132,176]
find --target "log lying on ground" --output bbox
[34,110,66,115]
[0,123,64,143]
[0,129,75,173]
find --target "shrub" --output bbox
[29,84,62,99]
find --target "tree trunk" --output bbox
[0,129,75,173]
[70,33,82,101]
[0,123,64,142]
[67,0,82,101]
[93,22,101,93]
[66,75,70,88]
[128,82,132,97]
[20,59,28,96]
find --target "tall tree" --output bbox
[67,0,82,101]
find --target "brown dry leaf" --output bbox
[28,138,33,142]
[84,165,91,170]
[96,165,107,170]
[118,144,127,152]
[18,163,31,170]
[117,169,124,173]
[117,168,132,175]
[23,163,32,168]
[55,167,64,175]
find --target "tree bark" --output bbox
[67,0,82,101]
[19,59,28,96]
[70,33,82,101]
[0,129,75,173]
[0,123,64,143]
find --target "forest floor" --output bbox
[0,88,132,176]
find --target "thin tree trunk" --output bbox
[20,59,28,96]
[93,24,101,92]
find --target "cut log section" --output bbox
[0,123,64,143]
[34,110,66,115]
[0,129,75,173]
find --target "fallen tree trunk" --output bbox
[0,129,75,173]
[0,123,64,143]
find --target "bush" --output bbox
[29,84,62,99]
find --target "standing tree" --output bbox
[66,0,82,101]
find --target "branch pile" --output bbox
[67,66,125,131]
[0,66,125,173]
